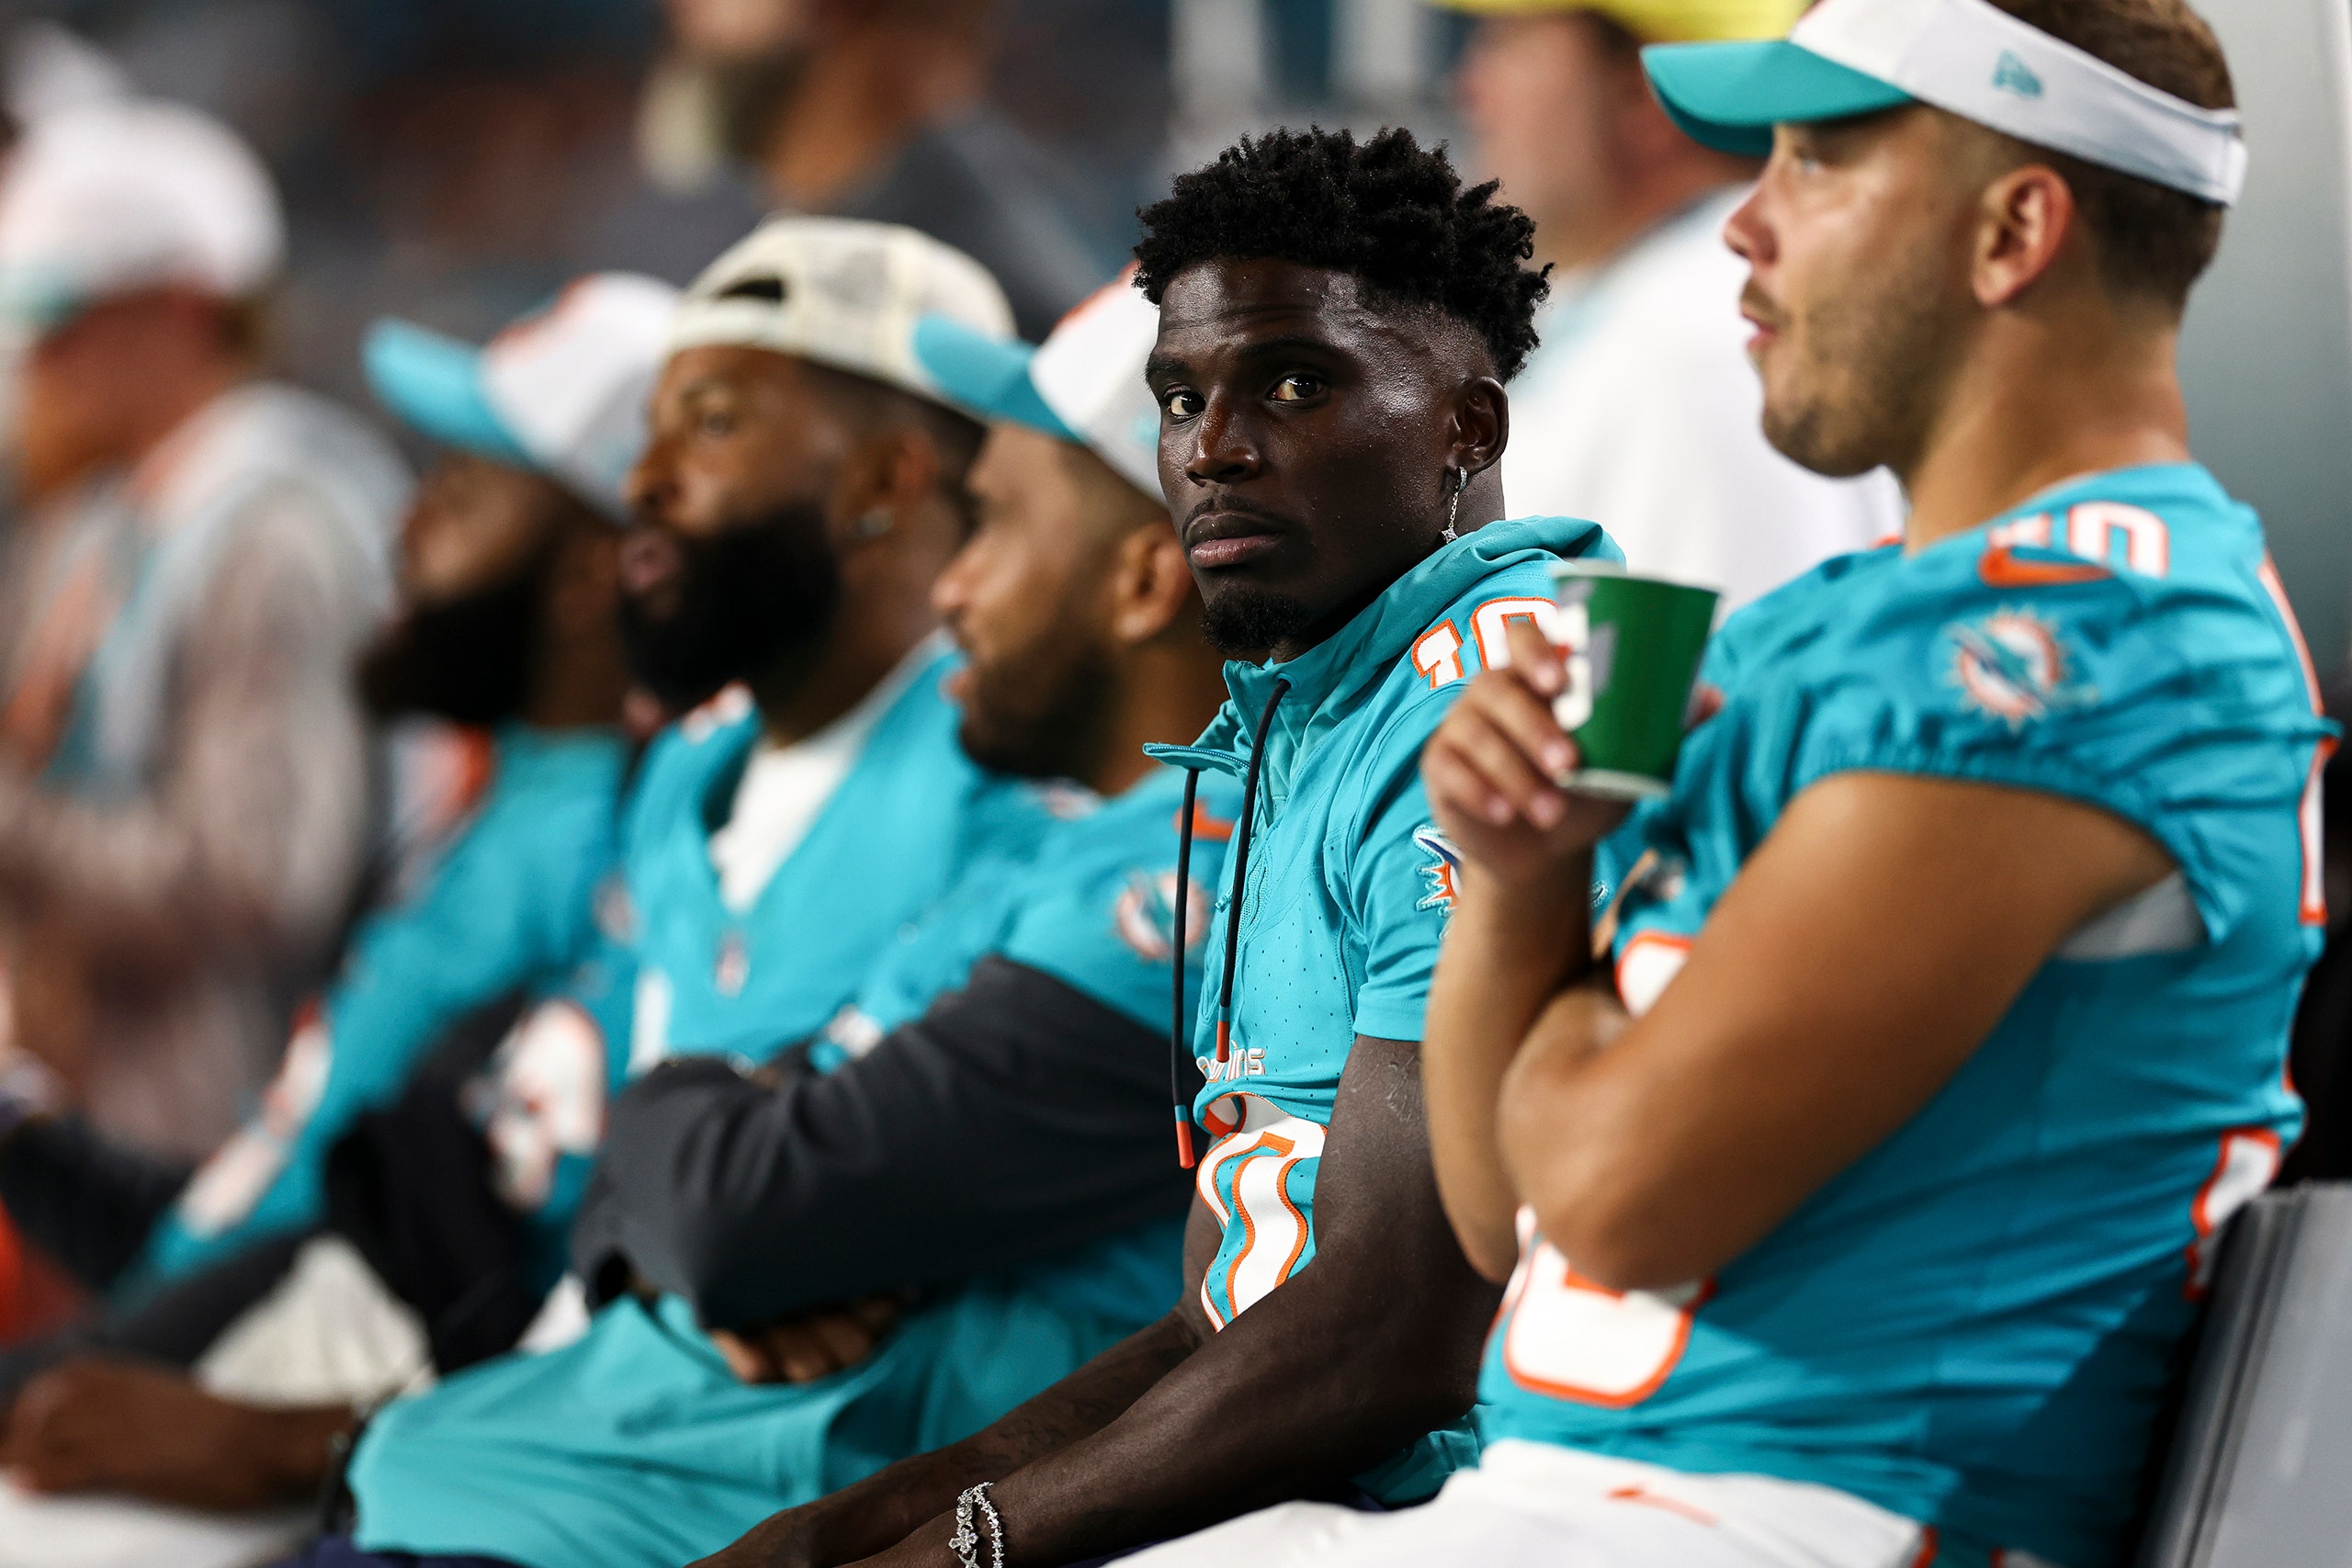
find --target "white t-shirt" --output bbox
[1498,187,1905,615]
[706,636,941,912]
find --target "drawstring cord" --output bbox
[1171,768,1200,1168]
[1170,678,1291,1168]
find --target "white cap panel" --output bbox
[481,274,681,517]
[1793,0,2245,204]
[0,97,284,319]
[1031,277,1166,498]
[671,216,1013,408]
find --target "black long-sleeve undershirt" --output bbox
[572,955,1194,1330]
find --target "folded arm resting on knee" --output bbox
[1421,639,2179,1294]
[694,1034,1501,1568]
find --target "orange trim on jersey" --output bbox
[1410,621,1466,691]
[1978,544,2110,589]
[1270,1156,1312,1286]
[1175,801,1237,843]
[1614,931,1694,1015]
[1503,1271,1715,1409]
[1908,1527,1939,1567]
[2255,555,2324,714]
[2183,1126,2283,1300]
[1470,596,1558,673]
[1200,1095,1242,1139]
[1604,1484,1717,1528]
[2300,739,2335,926]
[454,727,498,818]
[1210,1131,1295,1322]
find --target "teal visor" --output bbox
[363,318,532,466]
[910,314,1078,443]
[1642,39,1917,157]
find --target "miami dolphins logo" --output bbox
[1413,825,1464,914]
[1949,609,2091,726]
[1114,869,1211,962]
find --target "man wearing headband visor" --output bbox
[1117,4,2326,1568]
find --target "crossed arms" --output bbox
[1417,619,2177,1290]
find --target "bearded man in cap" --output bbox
[1444,0,1902,613]
[0,98,410,1159]
[293,276,1239,1568]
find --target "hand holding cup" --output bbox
[1422,617,1633,895]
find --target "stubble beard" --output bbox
[1200,581,1314,660]
[957,640,1116,783]
[1760,252,1957,483]
[616,500,842,713]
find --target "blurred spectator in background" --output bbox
[0,98,409,1160]
[0,277,666,1552]
[1443,0,1902,611]
[639,0,1121,336]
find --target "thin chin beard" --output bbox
[1202,586,1313,659]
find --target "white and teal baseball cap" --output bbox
[365,272,680,520]
[1643,0,2245,205]
[909,272,1163,499]
[0,97,283,333]
[672,215,1013,410]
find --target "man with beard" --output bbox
[697,126,1620,1568]
[307,277,1237,1568]
[0,274,669,1543]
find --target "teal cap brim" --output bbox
[1642,39,1916,158]
[363,318,532,466]
[910,314,1079,443]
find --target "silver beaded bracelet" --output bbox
[950,1481,1004,1568]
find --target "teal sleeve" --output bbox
[1347,701,1459,1043]
[1000,779,1242,1033]
[1783,566,2323,943]
[135,785,619,1284]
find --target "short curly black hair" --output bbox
[1133,126,1549,381]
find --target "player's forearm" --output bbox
[239,1402,358,1502]
[1424,862,1595,1280]
[806,1311,1199,1564]
[1496,979,1651,1276]
[970,1269,1488,1565]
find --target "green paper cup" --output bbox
[1544,561,1719,800]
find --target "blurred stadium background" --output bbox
[0,0,2343,668]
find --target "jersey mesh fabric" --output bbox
[621,645,1057,1064]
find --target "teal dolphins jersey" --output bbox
[1148,516,1621,1505]
[469,925,641,1280]
[131,726,631,1287]
[1479,466,2332,1568]
[806,772,1103,1063]
[620,642,1056,1066]
[346,764,1238,1568]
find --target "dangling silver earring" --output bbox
[852,508,893,540]
[1441,467,1469,545]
